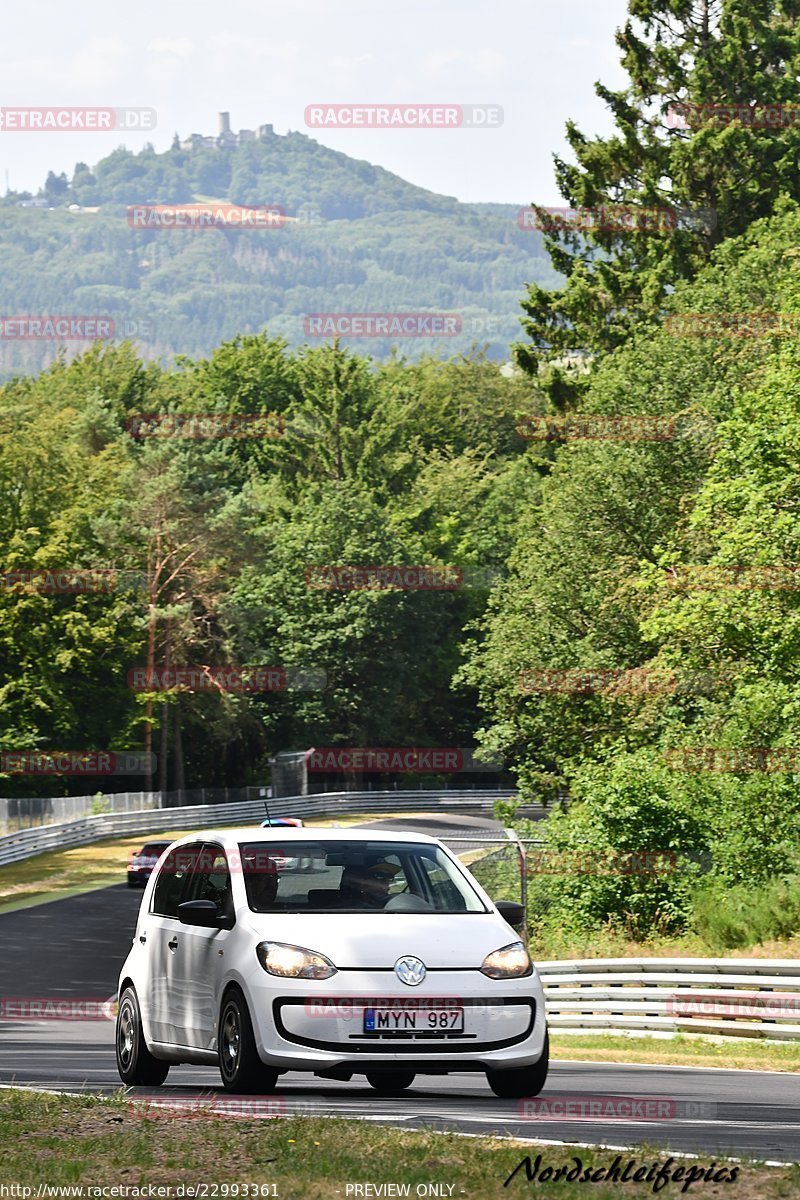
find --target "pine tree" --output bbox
[516,0,800,403]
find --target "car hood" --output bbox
[241,912,518,969]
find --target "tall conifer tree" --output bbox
[516,0,800,403]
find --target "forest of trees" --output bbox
[4,0,800,952]
[0,339,537,796]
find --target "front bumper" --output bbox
[243,968,547,1072]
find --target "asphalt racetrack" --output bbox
[1,816,798,1162]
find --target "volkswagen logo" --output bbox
[394,956,426,986]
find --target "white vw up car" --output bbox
[115,828,548,1097]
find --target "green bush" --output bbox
[692,875,800,950]
[517,749,712,939]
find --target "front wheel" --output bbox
[486,1031,549,1099]
[116,986,170,1086]
[219,989,279,1094]
[365,1069,416,1094]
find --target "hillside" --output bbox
[0,133,557,376]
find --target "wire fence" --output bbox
[0,780,523,834]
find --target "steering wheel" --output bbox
[383,893,434,913]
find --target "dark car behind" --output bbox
[127,840,173,887]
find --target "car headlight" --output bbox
[256,941,337,980]
[480,941,533,979]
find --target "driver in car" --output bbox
[339,860,401,909]
[244,853,279,910]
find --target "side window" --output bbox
[151,843,203,919]
[187,844,234,924]
[417,855,467,911]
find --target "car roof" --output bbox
[166,826,440,847]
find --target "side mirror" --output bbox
[178,900,221,928]
[495,900,525,928]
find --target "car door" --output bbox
[169,842,235,1051]
[146,842,204,1045]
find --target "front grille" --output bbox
[272,997,536,1053]
[352,1031,476,1040]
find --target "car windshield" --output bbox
[238,840,487,914]
[140,843,170,857]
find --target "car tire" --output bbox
[364,1069,416,1094]
[486,1031,549,1099]
[127,875,138,888]
[116,986,170,1086]
[218,988,279,1094]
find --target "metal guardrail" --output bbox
[0,790,528,868]
[539,957,800,1041]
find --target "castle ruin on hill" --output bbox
[179,112,275,151]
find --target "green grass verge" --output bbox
[551,1033,800,1072]
[1,1089,797,1198]
[527,921,800,963]
[0,829,198,911]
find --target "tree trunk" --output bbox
[158,617,171,798]
[173,697,185,803]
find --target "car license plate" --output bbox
[363,1006,464,1033]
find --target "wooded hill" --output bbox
[0,135,556,376]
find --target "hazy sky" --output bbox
[0,0,629,205]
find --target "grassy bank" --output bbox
[528,923,800,963]
[0,1089,796,1199]
[550,1034,800,1072]
[0,830,192,911]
